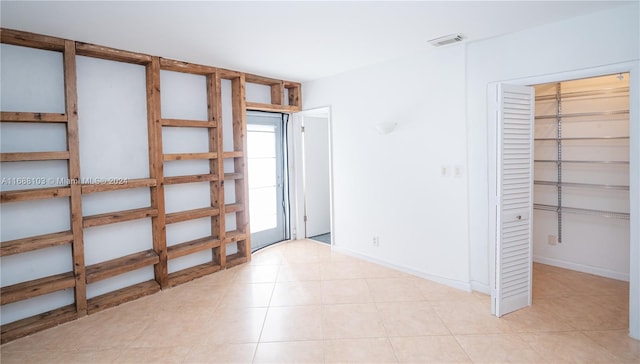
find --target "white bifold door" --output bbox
[492,84,534,317]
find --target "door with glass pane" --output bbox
[247,112,287,250]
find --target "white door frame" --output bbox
[487,61,639,339]
[290,106,335,245]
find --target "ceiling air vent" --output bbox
[428,34,464,47]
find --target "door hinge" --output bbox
[304,215,308,222]
[301,126,305,133]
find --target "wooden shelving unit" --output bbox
[0,27,301,343]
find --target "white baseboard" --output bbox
[533,255,629,282]
[331,245,472,292]
[471,281,491,294]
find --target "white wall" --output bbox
[302,115,331,237]
[303,45,471,289]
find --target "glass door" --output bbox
[247,111,288,250]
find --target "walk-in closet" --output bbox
[532,74,630,321]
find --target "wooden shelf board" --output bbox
[165,207,220,224]
[83,207,158,228]
[225,253,249,268]
[1,28,66,51]
[161,119,216,128]
[245,73,282,86]
[1,272,76,305]
[222,151,244,159]
[164,152,218,161]
[163,174,218,185]
[85,250,159,284]
[0,151,70,162]
[76,42,152,65]
[81,178,156,194]
[246,102,301,113]
[224,230,247,243]
[224,173,244,180]
[159,58,217,75]
[224,203,245,213]
[167,236,221,260]
[1,186,71,203]
[167,262,221,287]
[1,231,74,257]
[0,304,78,344]
[1,112,67,123]
[87,280,160,315]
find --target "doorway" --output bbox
[246,111,289,251]
[292,108,333,244]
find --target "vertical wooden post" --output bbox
[146,57,168,288]
[232,74,251,261]
[208,72,225,268]
[64,40,86,315]
[270,81,284,105]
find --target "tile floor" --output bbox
[1,239,638,363]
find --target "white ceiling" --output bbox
[0,1,631,82]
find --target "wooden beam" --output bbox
[1,231,74,257]
[1,112,67,123]
[165,207,220,225]
[64,39,87,316]
[85,250,159,284]
[224,203,245,213]
[161,119,216,128]
[224,173,244,180]
[0,305,77,344]
[246,102,301,113]
[167,262,221,287]
[211,72,226,269]
[167,236,221,260]
[222,151,244,158]
[285,82,302,108]
[0,151,70,162]
[217,68,242,79]
[245,73,282,86]
[87,280,159,315]
[75,42,151,65]
[1,187,71,203]
[0,28,65,51]
[271,82,284,105]
[159,58,217,75]
[223,230,247,244]
[163,152,218,161]
[83,207,158,228]
[1,272,76,305]
[163,173,218,185]
[81,178,156,194]
[146,57,168,289]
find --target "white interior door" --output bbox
[493,83,534,317]
[302,116,331,238]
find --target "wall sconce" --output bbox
[375,122,397,135]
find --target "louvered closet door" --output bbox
[495,84,534,317]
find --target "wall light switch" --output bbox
[454,165,463,178]
[441,166,448,177]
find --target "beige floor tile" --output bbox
[277,262,322,281]
[207,307,268,344]
[250,248,284,266]
[500,303,574,333]
[542,296,628,331]
[184,343,257,364]
[260,306,323,342]
[116,346,191,363]
[390,336,471,363]
[432,300,514,335]
[583,329,640,363]
[324,338,397,363]
[129,317,212,347]
[323,303,386,339]
[253,340,324,363]
[270,281,323,306]
[377,301,450,337]
[519,331,621,363]
[322,279,372,304]
[217,282,274,308]
[455,333,546,363]
[412,277,478,302]
[235,264,281,283]
[366,277,425,302]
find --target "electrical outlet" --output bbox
[372,236,379,247]
[548,235,557,246]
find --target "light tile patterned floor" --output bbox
[1,239,638,363]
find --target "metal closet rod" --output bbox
[535,110,629,120]
[534,203,630,220]
[534,136,629,141]
[535,86,629,101]
[534,180,630,191]
[534,159,629,165]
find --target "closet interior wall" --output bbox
[532,74,630,280]
[0,28,302,343]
